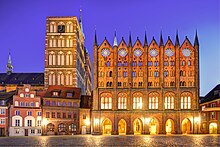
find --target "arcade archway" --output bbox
[182,118,191,134]
[133,118,142,134]
[118,119,126,135]
[102,118,112,135]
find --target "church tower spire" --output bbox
[79,8,84,38]
[6,52,13,75]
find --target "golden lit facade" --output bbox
[92,32,200,135]
[44,16,92,95]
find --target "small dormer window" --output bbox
[53,92,59,96]
[66,93,73,97]
[25,88,29,92]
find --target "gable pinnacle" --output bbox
[113,31,118,46]
[160,30,164,46]
[194,30,199,46]
[128,32,132,47]
[144,31,148,47]
[175,30,180,46]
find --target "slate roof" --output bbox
[0,73,44,85]
[200,84,220,104]
[0,90,17,104]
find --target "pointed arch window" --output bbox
[181,61,185,66]
[101,93,112,109]
[132,71,136,77]
[123,71,127,77]
[118,93,127,109]
[188,60,191,66]
[133,93,143,109]
[181,92,191,109]
[165,94,174,109]
[154,71,159,77]
[149,93,159,109]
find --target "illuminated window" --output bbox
[53,92,59,96]
[133,97,142,109]
[149,93,159,109]
[101,94,112,109]
[118,93,127,109]
[181,93,191,109]
[66,73,73,86]
[20,93,24,97]
[30,94,34,98]
[15,101,18,106]
[36,102,39,107]
[165,96,174,109]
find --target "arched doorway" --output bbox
[69,123,76,135]
[165,119,174,134]
[102,118,112,135]
[46,123,55,135]
[133,118,142,134]
[182,118,191,134]
[209,123,217,134]
[118,119,126,135]
[149,118,158,134]
[58,123,66,135]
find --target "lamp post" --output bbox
[42,119,48,136]
[194,117,200,134]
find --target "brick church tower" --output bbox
[44,11,92,95]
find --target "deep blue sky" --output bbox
[0,0,219,96]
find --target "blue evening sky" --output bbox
[0,0,219,96]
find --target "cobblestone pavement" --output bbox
[0,134,219,147]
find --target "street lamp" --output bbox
[194,117,200,134]
[42,119,48,135]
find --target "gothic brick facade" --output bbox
[92,32,200,135]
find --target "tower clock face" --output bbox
[150,49,158,57]
[182,48,191,57]
[134,49,142,57]
[58,25,65,33]
[101,48,110,57]
[165,48,174,57]
[118,49,127,57]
